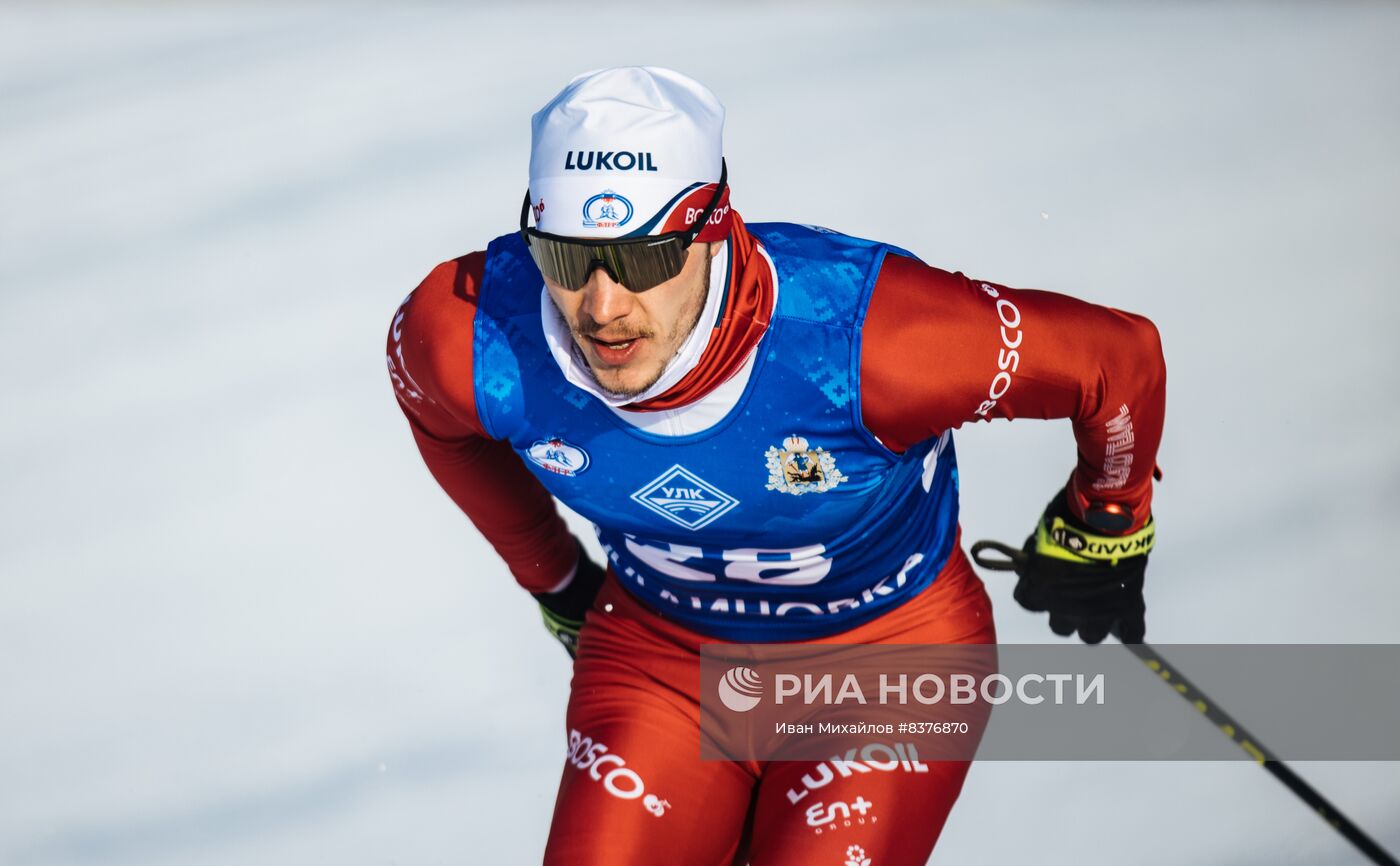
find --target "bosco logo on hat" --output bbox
[529,66,732,243]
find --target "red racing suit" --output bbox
[387,219,1165,864]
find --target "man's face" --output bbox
[544,242,719,398]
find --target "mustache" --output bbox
[574,319,655,342]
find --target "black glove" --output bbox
[1011,489,1155,644]
[532,539,607,658]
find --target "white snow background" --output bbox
[2,2,1397,864]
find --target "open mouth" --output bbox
[591,337,636,349]
[588,335,644,365]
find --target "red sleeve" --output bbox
[387,253,579,592]
[861,253,1166,531]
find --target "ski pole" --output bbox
[969,539,1399,866]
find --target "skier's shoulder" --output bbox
[749,222,957,285]
[398,248,490,337]
[401,248,487,318]
[387,251,488,424]
[746,222,973,309]
[745,220,885,251]
[871,250,971,304]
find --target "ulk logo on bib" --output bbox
[630,465,739,530]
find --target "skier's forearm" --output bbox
[1061,308,1164,530]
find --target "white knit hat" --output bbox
[528,67,730,240]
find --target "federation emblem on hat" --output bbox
[582,190,634,229]
[765,436,847,495]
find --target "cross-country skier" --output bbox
[387,66,1165,865]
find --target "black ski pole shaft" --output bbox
[1120,640,1397,866]
[969,539,1399,866]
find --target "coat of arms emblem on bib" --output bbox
[765,435,848,495]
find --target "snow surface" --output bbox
[2,2,1398,864]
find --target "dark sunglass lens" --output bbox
[527,234,690,292]
[616,240,689,292]
[530,237,591,290]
